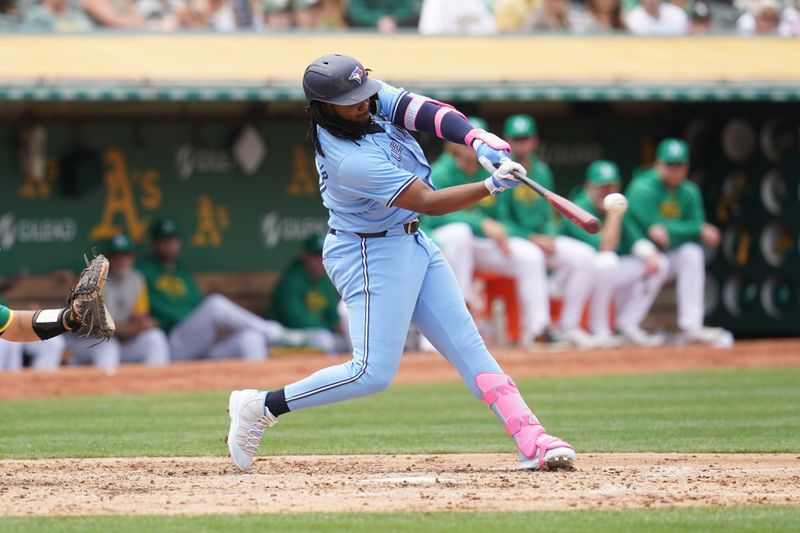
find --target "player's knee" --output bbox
[447,222,474,244]
[570,241,597,264]
[360,367,395,394]
[237,330,267,361]
[593,251,619,275]
[143,328,170,365]
[437,222,474,252]
[204,293,231,309]
[510,238,544,267]
[678,242,704,265]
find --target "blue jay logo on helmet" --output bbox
[348,66,363,84]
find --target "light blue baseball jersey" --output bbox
[317,81,434,234]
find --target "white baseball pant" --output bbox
[66,327,170,368]
[0,337,65,371]
[168,294,283,361]
[547,236,598,331]
[665,242,706,331]
[587,252,669,336]
[431,223,549,340]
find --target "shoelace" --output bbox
[242,415,271,454]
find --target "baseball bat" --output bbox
[511,169,601,234]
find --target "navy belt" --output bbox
[328,219,420,238]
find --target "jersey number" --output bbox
[318,163,329,192]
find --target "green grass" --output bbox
[1,507,799,533]
[0,368,798,459]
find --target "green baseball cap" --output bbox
[303,233,325,255]
[586,160,621,185]
[106,233,134,255]
[503,114,538,139]
[467,116,489,132]
[656,138,690,164]
[150,217,181,241]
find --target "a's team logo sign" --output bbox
[348,66,363,84]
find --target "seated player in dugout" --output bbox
[501,114,613,349]
[0,255,114,367]
[267,233,350,355]
[420,116,557,349]
[625,139,733,347]
[562,160,669,347]
[66,234,170,368]
[227,54,575,474]
[138,217,286,361]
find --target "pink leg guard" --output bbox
[475,372,573,467]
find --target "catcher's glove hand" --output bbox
[67,253,115,342]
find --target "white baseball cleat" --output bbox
[227,389,277,472]
[619,326,665,347]
[553,328,601,350]
[592,334,625,349]
[517,446,577,471]
[682,326,734,348]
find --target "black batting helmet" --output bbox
[302,54,380,105]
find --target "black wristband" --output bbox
[32,309,71,340]
[63,309,81,330]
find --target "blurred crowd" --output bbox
[0,0,798,35]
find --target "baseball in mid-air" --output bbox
[603,193,628,214]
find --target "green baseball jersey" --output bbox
[561,188,645,255]
[421,153,503,238]
[136,256,204,334]
[502,155,559,238]
[0,304,12,336]
[625,167,705,249]
[269,260,340,331]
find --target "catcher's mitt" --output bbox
[67,253,115,342]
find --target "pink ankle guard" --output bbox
[475,372,572,466]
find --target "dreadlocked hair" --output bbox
[306,96,379,157]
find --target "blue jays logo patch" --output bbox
[348,66,363,84]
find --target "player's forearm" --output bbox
[2,311,39,342]
[600,214,623,252]
[422,183,493,216]
[663,219,702,244]
[396,181,491,217]
[3,310,77,343]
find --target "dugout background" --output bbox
[1,31,799,338]
[1,99,798,337]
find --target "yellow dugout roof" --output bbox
[1,35,798,102]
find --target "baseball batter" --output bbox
[626,139,731,345]
[563,161,668,346]
[227,54,575,473]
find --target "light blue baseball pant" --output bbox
[284,230,503,411]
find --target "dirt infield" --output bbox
[2,339,799,400]
[2,339,798,517]
[1,454,798,515]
